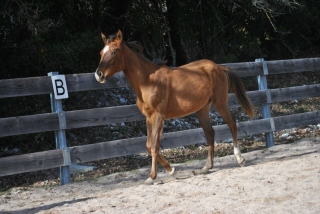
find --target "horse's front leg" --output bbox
[145,112,174,185]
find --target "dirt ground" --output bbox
[1,137,319,214]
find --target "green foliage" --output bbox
[1,0,319,78]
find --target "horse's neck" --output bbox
[123,45,158,99]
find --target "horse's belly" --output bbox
[165,95,210,119]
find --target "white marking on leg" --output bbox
[144,177,154,185]
[234,146,243,163]
[102,45,110,55]
[168,167,175,176]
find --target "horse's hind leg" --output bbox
[157,154,175,175]
[212,102,246,167]
[145,148,175,184]
[196,102,215,174]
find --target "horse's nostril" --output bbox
[98,71,103,78]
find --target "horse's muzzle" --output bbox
[95,70,107,83]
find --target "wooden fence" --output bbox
[0,58,319,185]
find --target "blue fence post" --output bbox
[255,58,275,148]
[48,72,71,185]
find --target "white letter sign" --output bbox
[51,75,69,99]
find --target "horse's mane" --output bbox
[125,41,149,61]
[125,41,167,65]
[106,31,166,65]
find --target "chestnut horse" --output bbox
[95,30,254,184]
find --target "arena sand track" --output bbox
[1,137,319,214]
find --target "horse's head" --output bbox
[95,30,125,83]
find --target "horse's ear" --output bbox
[115,29,123,43]
[101,32,108,44]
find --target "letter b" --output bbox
[55,79,65,95]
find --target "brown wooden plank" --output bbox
[0,76,53,98]
[66,105,144,129]
[0,105,144,137]
[69,119,273,163]
[267,58,320,75]
[228,90,266,108]
[65,71,130,92]
[0,113,60,137]
[222,61,264,77]
[0,149,63,176]
[222,58,320,76]
[270,84,320,103]
[70,136,147,163]
[161,119,272,148]
[0,72,129,98]
[1,58,318,99]
[1,58,319,98]
[274,111,320,130]
[228,84,320,109]
[237,118,272,136]
[70,111,319,164]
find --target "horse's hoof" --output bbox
[144,177,155,185]
[239,158,246,167]
[193,166,209,175]
[200,166,210,174]
[168,167,175,176]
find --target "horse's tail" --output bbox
[223,67,254,118]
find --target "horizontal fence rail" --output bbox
[0,57,319,183]
[1,84,319,137]
[0,110,319,177]
[1,58,320,98]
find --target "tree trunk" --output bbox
[166,0,188,66]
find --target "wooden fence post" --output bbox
[255,58,275,148]
[48,72,71,185]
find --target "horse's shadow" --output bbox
[5,197,94,214]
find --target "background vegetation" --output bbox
[1,0,319,79]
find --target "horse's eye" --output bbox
[111,51,116,55]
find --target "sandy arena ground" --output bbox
[1,137,319,214]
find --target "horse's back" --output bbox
[179,59,217,69]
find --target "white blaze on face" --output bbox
[102,45,110,55]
